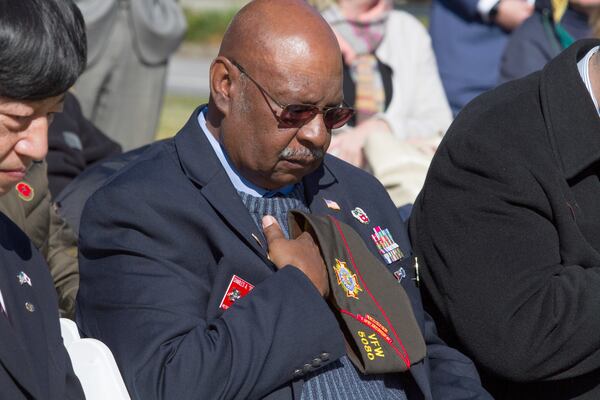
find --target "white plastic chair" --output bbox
[60,318,131,400]
[60,318,80,346]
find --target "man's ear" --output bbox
[210,56,234,116]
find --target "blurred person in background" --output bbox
[47,92,121,197]
[430,0,534,114]
[73,0,187,150]
[313,0,452,206]
[500,0,600,82]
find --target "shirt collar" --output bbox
[577,45,600,116]
[540,39,600,179]
[197,107,295,197]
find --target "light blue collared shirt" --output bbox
[197,107,294,197]
[577,46,600,116]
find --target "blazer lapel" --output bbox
[174,108,270,264]
[0,248,45,400]
[200,169,271,262]
[304,157,351,218]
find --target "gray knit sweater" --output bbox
[237,186,408,400]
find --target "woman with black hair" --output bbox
[0,0,87,398]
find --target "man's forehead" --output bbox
[270,36,314,59]
[221,0,341,72]
[281,72,342,103]
[265,54,342,97]
[262,27,340,60]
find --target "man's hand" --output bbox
[495,0,534,31]
[262,215,329,297]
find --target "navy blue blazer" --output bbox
[0,213,84,400]
[430,0,509,115]
[76,108,489,400]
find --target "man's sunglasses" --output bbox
[230,59,355,130]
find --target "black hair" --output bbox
[0,0,87,100]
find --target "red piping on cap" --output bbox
[330,216,411,369]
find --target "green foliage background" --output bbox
[184,8,238,45]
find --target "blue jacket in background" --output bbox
[499,5,590,83]
[430,0,509,115]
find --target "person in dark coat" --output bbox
[0,0,87,398]
[499,0,592,83]
[47,92,121,197]
[76,1,491,399]
[410,39,600,399]
[73,0,186,150]
[55,143,150,236]
[429,0,533,115]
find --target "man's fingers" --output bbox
[262,215,286,244]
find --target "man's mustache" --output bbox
[279,147,324,161]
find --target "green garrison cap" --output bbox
[289,211,426,374]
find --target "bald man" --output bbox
[76,1,489,399]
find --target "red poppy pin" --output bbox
[16,182,34,202]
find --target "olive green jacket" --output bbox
[0,161,78,319]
